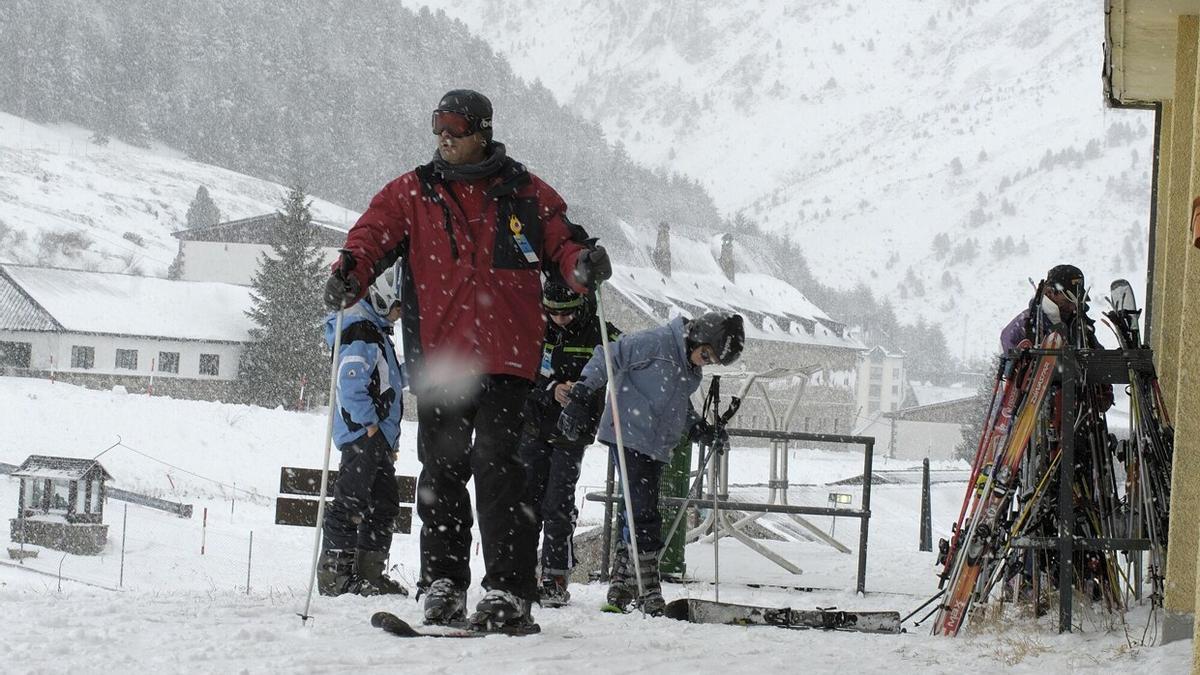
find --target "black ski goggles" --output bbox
[431,110,489,138]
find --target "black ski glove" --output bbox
[688,419,716,446]
[323,251,361,311]
[557,383,597,442]
[572,246,612,290]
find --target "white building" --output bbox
[0,264,254,399]
[172,214,347,286]
[855,345,907,417]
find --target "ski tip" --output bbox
[599,603,627,614]
[370,611,394,628]
[663,599,691,621]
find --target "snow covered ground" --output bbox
[0,377,1188,673]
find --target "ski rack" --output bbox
[1010,344,1156,633]
[586,420,877,595]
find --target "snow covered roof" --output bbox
[907,382,975,407]
[0,276,59,331]
[606,265,862,350]
[172,213,347,246]
[0,264,254,343]
[12,455,112,482]
[606,219,862,351]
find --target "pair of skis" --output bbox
[371,598,902,638]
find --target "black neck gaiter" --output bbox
[432,142,508,182]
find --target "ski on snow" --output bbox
[370,611,540,638]
[664,598,902,634]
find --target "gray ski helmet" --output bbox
[687,311,745,366]
[368,262,402,315]
[435,89,493,140]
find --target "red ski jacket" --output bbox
[339,157,589,389]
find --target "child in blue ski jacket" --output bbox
[318,263,408,597]
[557,310,745,615]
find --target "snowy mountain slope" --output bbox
[0,112,358,277]
[404,0,1155,358]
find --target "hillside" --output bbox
[408,0,1156,358]
[0,112,357,276]
[0,0,721,258]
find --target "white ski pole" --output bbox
[594,286,645,605]
[299,304,346,624]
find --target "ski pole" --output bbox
[299,303,346,624]
[594,286,645,606]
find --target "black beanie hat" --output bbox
[1045,264,1084,293]
[436,89,493,140]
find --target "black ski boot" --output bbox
[468,589,540,634]
[355,549,408,596]
[317,549,357,597]
[605,543,635,612]
[634,551,665,617]
[420,578,467,625]
[538,573,571,608]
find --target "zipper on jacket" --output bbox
[430,189,460,260]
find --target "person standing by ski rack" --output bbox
[322,89,612,633]
[519,281,621,607]
[317,262,408,597]
[999,263,1113,410]
[558,311,745,615]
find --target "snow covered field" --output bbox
[0,377,1187,673]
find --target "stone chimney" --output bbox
[718,232,735,281]
[652,221,671,277]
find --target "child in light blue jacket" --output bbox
[318,263,407,597]
[558,310,744,614]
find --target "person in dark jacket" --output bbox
[558,311,745,615]
[519,282,621,607]
[998,263,1112,409]
[318,263,407,597]
[323,89,612,631]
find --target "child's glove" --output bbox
[557,383,596,442]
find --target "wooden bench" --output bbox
[274,467,417,534]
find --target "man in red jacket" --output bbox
[324,89,611,633]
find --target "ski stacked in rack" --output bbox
[934,331,1063,636]
[1103,279,1173,606]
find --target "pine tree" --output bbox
[166,245,185,280]
[186,186,221,229]
[954,355,1001,462]
[237,185,330,408]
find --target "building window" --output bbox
[891,384,900,395]
[892,367,901,379]
[88,479,102,513]
[71,345,95,369]
[49,481,71,513]
[0,340,32,369]
[25,479,45,510]
[158,351,180,374]
[869,384,882,397]
[868,401,880,414]
[199,353,220,376]
[870,366,883,381]
[115,348,138,370]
